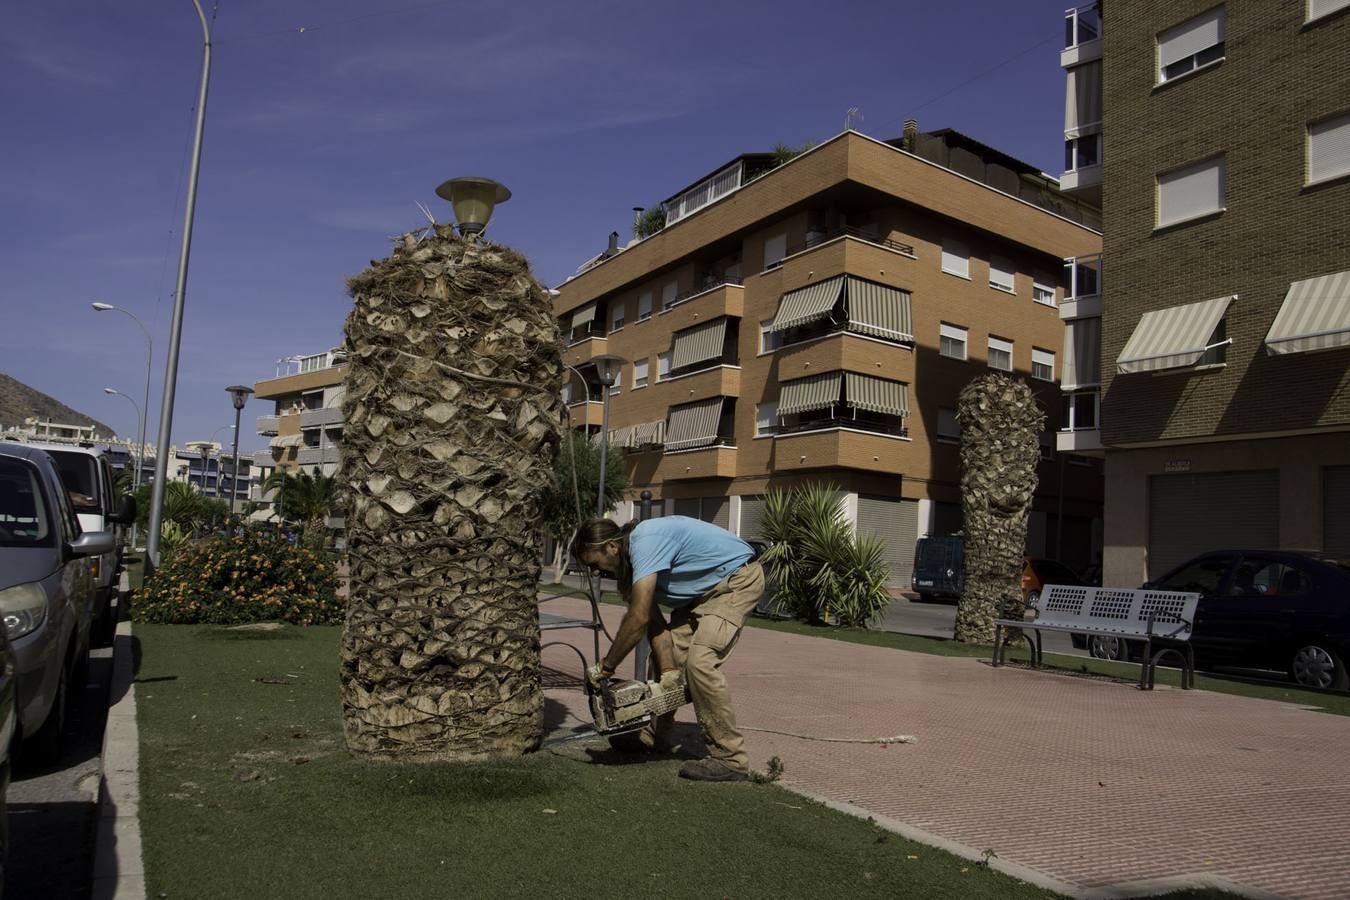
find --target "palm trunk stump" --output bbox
[953,373,1045,644]
[339,226,562,761]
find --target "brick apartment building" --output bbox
[553,128,1105,586]
[1057,1,1350,585]
[251,349,347,510]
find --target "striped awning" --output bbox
[844,373,909,417]
[1062,316,1102,389]
[1265,270,1350,356]
[664,398,724,451]
[570,303,597,329]
[770,276,845,332]
[670,318,728,370]
[607,425,635,448]
[847,278,913,341]
[632,420,665,447]
[778,372,842,416]
[1117,295,1234,374]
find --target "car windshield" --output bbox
[1033,560,1080,584]
[0,457,53,547]
[46,450,101,513]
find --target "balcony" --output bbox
[256,415,279,435]
[1058,161,1102,193]
[1056,390,1103,456]
[252,450,278,468]
[1061,3,1101,67]
[300,407,343,429]
[1060,253,1103,320]
[658,279,744,324]
[772,230,916,284]
[651,365,740,403]
[774,333,913,383]
[563,332,609,368]
[771,427,911,476]
[565,400,604,428]
[249,484,276,502]
[654,444,737,480]
[296,446,339,466]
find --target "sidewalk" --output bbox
[540,594,1348,900]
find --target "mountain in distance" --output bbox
[0,372,116,437]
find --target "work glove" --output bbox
[585,663,611,689]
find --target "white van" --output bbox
[23,443,134,644]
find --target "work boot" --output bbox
[607,729,676,755]
[677,758,748,782]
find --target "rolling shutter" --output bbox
[674,498,701,519]
[706,496,730,529]
[855,495,918,588]
[1148,470,1278,578]
[739,496,766,540]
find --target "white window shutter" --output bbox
[1309,112,1350,184]
[1158,157,1225,227]
[1157,7,1224,70]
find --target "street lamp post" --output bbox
[104,387,144,547]
[590,355,627,517]
[146,0,214,571]
[226,386,253,517]
[198,444,211,494]
[92,305,152,488]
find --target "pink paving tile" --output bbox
[539,595,1350,899]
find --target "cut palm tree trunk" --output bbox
[339,225,563,761]
[953,373,1044,644]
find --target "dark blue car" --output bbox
[1145,550,1350,691]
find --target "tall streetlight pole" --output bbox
[102,388,142,483]
[591,355,627,516]
[147,0,213,570]
[226,386,253,517]
[92,304,152,489]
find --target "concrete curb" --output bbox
[91,618,145,900]
[791,792,1283,900]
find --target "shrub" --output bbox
[134,526,342,626]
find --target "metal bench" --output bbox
[992,585,1201,690]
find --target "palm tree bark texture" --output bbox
[339,226,563,761]
[953,373,1045,644]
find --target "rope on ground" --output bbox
[741,727,917,744]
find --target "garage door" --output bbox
[1148,470,1278,579]
[1325,466,1350,559]
[674,498,700,519]
[706,496,730,530]
[855,495,918,588]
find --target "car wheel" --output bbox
[1089,635,1129,661]
[29,663,68,760]
[1024,590,1040,611]
[1289,643,1349,691]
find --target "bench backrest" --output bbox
[1033,585,1200,640]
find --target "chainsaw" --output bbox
[585,668,691,737]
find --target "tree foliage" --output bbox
[539,431,631,541]
[261,470,337,524]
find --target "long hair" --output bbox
[570,517,638,594]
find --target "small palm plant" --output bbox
[760,483,891,627]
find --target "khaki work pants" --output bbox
[653,562,765,773]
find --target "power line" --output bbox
[908,32,1060,116]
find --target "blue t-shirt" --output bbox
[628,516,754,608]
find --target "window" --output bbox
[637,291,653,321]
[1157,156,1225,228]
[1228,556,1310,597]
[1032,347,1056,382]
[632,358,649,389]
[940,239,970,279]
[1064,133,1101,172]
[610,302,625,332]
[939,323,968,361]
[1157,6,1225,83]
[1155,554,1234,597]
[1308,111,1350,185]
[1039,432,1054,461]
[1064,255,1101,299]
[759,318,781,353]
[1061,391,1099,431]
[936,408,961,442]
[755,402,779,437]
[661,281,678,310]
[1308,0,1350,22]
[657,351,671,381]
[987,336,1013,372]
[989,257,1016,293]
[1033,280,1057,307]
[763,233,787,270]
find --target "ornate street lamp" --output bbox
[226,385,254,516]
[434,177,511,236]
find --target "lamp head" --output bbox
[91,302,114,312]
[103,387,117,395]
[592,354,628,387]
[226,385,254,410]
[434,177,511,236]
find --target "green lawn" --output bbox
[537,582,1350,716]
[135,624,1074,900]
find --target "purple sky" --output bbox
[3,0,1073,454]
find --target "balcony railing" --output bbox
[300,407,343,429]
[296,446,337,466]
[1064,3,1100,50]
[252,450,277,468]
[255,415,279,435]
[764,225,915,272]
[662,275,743,311]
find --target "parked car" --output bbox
[1022,558,1087,607]
[23,442,134,645]
[1078,550,1350,691]
[0,623,14,879]
[912,535,964,601]
[0,443,113,758]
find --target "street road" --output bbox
[6,623,117,899]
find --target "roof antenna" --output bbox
[845,107,863,132]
